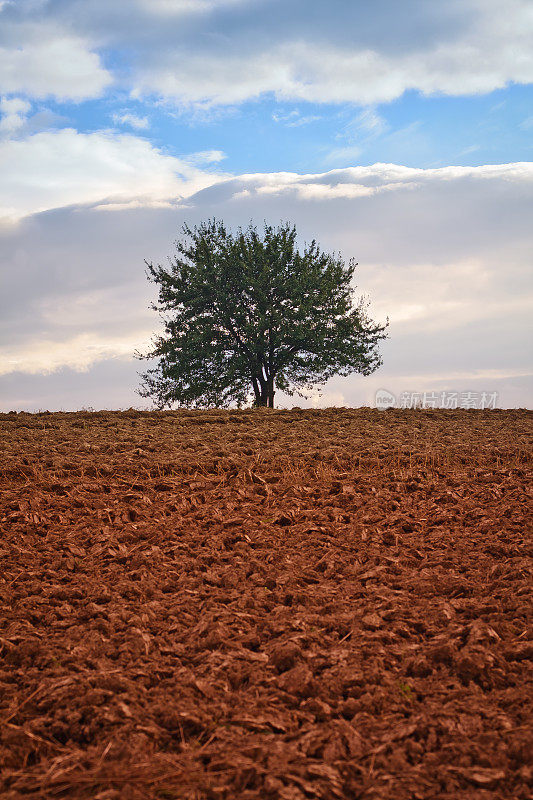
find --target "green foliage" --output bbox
[137,220,388,408]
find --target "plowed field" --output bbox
[1,408,532,800]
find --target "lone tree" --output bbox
[137,220,388,408]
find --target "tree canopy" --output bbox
[137,220,388,408]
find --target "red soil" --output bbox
[0,408,531,799]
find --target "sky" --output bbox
[0,0,532,411]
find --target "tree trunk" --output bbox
[252,376,267,407]
[267,376,275,408]
[252,375,274,407]
[252,376,261,406]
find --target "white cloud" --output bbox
[351,108,388,136]
[126,2,533,106]
[134,34,533,107]
[0,20,112,101]
[228,162,533,202]
[357,258,533,332]
[256,180,374,200]
[326,108,389,163]
[0,331,153,376]
[112,112,149,130]
[184,149,227,164]
[0,96,31,134]
[0,128,228,220]
[324,145,363,166]
[272,110,322,127]
[138,0,254,13]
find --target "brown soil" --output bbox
[0,407,531,800]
